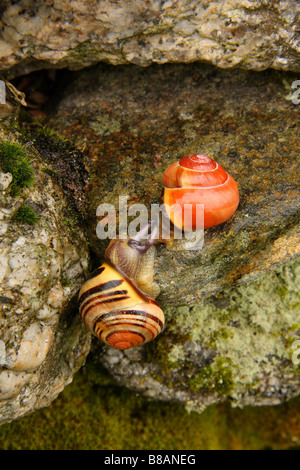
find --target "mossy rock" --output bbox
[0,122,91,425]
[96,256,300,413]
[0,141,35,195]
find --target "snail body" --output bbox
[163,154,239,231]
[78,231,164,350]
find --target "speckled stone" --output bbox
[0,127,91,424]
[0,0,299,76]
[0,172,12,191]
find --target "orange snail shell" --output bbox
[162,154,239,230]
[78,262,164,350]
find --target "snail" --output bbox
[78,222,164,350]
[162,154,239,232]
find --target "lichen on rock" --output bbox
[99,257,300,413]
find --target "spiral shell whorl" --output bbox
[78,262,164,350]
[179,154,216,170]
[163,154,239,230]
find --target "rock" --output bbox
[46,62,299,413]
[0,171,12,191]
[99,256,300,413]
[5,323,54,371]
[0,0,299,75]
[0,125,91,424]
[49,63,300,305]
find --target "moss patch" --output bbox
[0,360,299,450]
[12,204,40,225]
[0,141,35,195]
[190,357,234,395]
[20,125,90,217]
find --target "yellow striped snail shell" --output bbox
[78,223,164,350]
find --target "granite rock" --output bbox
[0,124,91,424]
[0,0,299,76]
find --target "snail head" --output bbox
[104,220,158,279]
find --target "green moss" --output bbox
[31,125,71,147]
[0,360,299,450]
[0,141,35,195]
[144,320,191,372]
[190,357,234,395]
[62,215,80,231]
[12,204,40,225]
[89,115,121,136]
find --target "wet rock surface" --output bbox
[0,0,299,75]
[50,63,300,305]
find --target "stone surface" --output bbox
[0,124,91,424]
[98,256,300,413]
[43,62,299,413]
[48,63,300,306]
[0,0,299,76]
[0,171,12,191]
